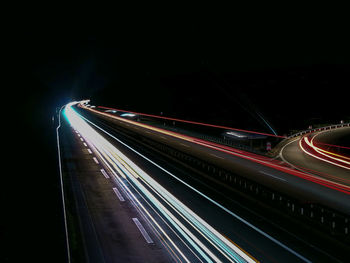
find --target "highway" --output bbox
[59,103,183,262]
[58,101,349,262]
[80,103,350,213]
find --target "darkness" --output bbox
[3,5,350,262]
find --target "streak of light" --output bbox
[256,112,277,136]
[311,133,350,161]
[97,106,285,138]
[83,104,350,195]
[64,102,259,263]
[301,136,350,170]
[314,141,350,150]
[279,138,346,186]
[121,113,136,117]
[83,135,186,261]
[64,103,192,262]
[56,105,71,263]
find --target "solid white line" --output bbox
[132,217,154,244]
[112,187,125,201]
[100,169,110,179]
[56,105,71,263]
[111,168,197,263]
[300,138,350,170]
[260,171,286,182]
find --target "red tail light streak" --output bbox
[66,102,260,263]
[300,134,350,170]
[97,106,286,139]
[81,103,350,195]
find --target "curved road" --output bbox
[280,127,350,187]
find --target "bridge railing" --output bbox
[287,122,350,139]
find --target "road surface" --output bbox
[280,127,350,187]
[57,101,349,262]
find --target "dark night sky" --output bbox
[9,7,350,134]
[3,5,350,262]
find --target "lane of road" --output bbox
[62,101,342,262]
[60,107,186,263]
[60,100,350,262]
[78,103,350,214]
[64,102,262,263]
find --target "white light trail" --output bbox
[63,102,258,263]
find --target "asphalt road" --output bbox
[81,104,350,214]
[59,102,350,262]
[59,112,179,263]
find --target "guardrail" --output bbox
[109,120,350,240]
[287,123,350,139]
[142,121,279,155]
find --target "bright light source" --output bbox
[225,131,246,138]
[121,113,136,117]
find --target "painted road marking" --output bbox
[112,187,125,202]
[132,217,154,244]
[260,171,287,182]
[87,149,93,154]
[100,169,110,179]
[210,153,224,160]
[80,111,311,262]
[93,157,99,164]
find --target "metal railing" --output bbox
[287,122,350,139]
